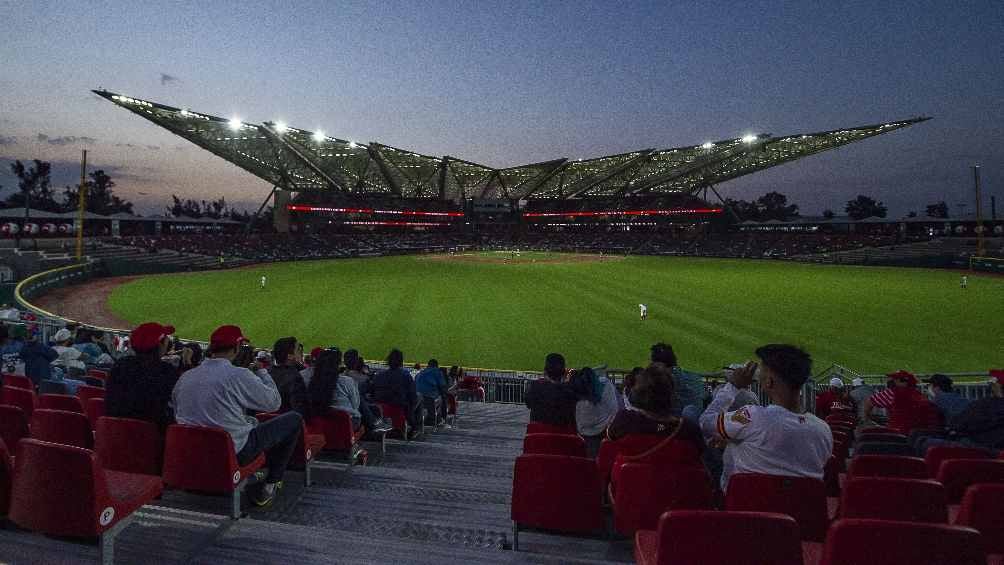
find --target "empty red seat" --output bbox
[0,404,29,453]
[2,374,33,390]
[924,445,992,478]
[597,435,663,487]
[0,438,11,517]
[611,463,713,535]
[86,397,106,429]
[634,510,803,565]
[376,402,410,439]
[76,384,106,407]
[38,393,85,414]
[9,438,163,564]
[87,368,110,383]
[935,458,1004,503]
[725,473,829,541]
[95,417,163,476]
[954,483,1004,555]
[307,409,369,456]
[523,433,587,458]
[854,432,907,445]
[611,438,702,492]
[857,425,901,436]
[30,409,93,449]
[0,386,35,420]
[818,519,984,565]
[257,412,326,485]
[511,454,603,550]
[163,424,266,519]
[853,441,913,457]
[525,421,577,436]
[839,477,947,523]
[847,455,928,479]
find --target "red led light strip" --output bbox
[522,208,723,218]
[342,220,448,227]
[287,204,463,217]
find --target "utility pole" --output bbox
[973,165,984,258]
[75,149,87,261]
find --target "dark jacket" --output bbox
[20,340,58,386]
[525,378,577,427]
[268,365,309,415]
[606,409,706,454]
[951,397,1004,449]
[106,355,180,432]
[370,367,417,408]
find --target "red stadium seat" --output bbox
[257,412,326,485]
[634,510,803,565]
[2,374,33,390]
[446,392,458,425]
[596,435,663,487]
[9,438,162,564]
[37,393,85,414]
[924,445,992,478]
[610,438,702,493]
[724,473,829,541]
[935,458,1004,504]
[857,425,901,436]
[823,455,841,497]
[511,454,604,550]
[847,455,928,479]
[163,424,266,519]
[955,483,1004,555]
[30,409,93,449]
[87,368,110,383]
[307,409,373,458]
[95,417,163,476]
[0,404,29,454]
[610,463,713,535]
[853,432,907,445]
[376,402,411,439]
[523,433,587,458]
[86,397,106,429]
[825,413,855,426]
[839,477,947,523]
[0,386,35,420]
[818,519,984,565]
[0,438,12,517]
[76,384,106,407]
[525,421,577,436]
[853,441,914,457]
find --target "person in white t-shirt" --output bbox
[639,303,648,320]
[699,344,832,492]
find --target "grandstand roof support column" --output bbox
[438,158,448,201]
[368,145,402,196]
[708,183,742,223]
[246,184,279,235]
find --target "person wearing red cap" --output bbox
[106,322,181,433]
[918,370,1004,455]
[863,370,942,434]
[173,325,303,507]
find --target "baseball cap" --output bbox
[210,325,247,349]
[256,350,271,361]
[886,370,918,386]
[829,377,844,387]
[130,322,175,353]
[989,369,1004,386]
[310,346,323,359]
[53,328,73,343]
[924,374,954,389]
[851,378,865,387]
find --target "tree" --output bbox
[754,191,799,221]
[925,201,949,219]
[822,209,835,219]
[166,195,204,218]
[723,198,757,222]
[61,169,134,215]
[6,159,61,212]
[845,194,887,220]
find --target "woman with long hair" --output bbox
[307,348,390,433]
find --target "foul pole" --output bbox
[75,149,87,260]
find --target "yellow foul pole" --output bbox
[75,149,87,260]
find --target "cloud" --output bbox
[115,143,161,151]
[0,136,16,146]
[160,73,180,85]
[36,133,97,146]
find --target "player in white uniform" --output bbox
[260,275,267,290]
[699,345,832,492]
[960,275,968,289]
[639,303,647,320]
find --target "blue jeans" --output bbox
[237,412,303,483]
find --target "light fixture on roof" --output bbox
[180,109,190,117]
[228,117,242,130]
[741,134,757,144]
[701,142,714,149]
[313,130,325,142]
[274,121,288,133]
[348,141,357,148]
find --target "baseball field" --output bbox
[105,252,1003,374]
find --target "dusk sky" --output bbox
[1,1,1002,216]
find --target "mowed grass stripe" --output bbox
[106,254,1004,374]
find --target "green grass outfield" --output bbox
[107,252,1003,375]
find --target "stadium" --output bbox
[2,5,1004,562]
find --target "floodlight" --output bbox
[228,117,242,130]
[274,121,288,133]
[701,142,714,149]
[180,109,190,117]
[741,134,757,144]
[313,130,325,142]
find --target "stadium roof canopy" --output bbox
[95,90,929,202]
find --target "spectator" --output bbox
[173,325,302,507]
[371,349,421,438]
[815,377,853,419]
[416,359,449,427]
[455,367,485,401]
[924,374,971,427]
[651,342,704,422]
[0,325,24,374]
[699,344,832,492]
[920,370,1004,454]
[571,367,619,457]
[105,322,180,433]
[73,329,104,360]
[525,352,577,428]
[863,370,942,434]
[179,342,204,373]
[268,337,308,416]
[608,364,705,452]
[306,348,391,433]
[18,327,57,387]
[848,377,876,424]
[700,374,761,487]
[51,328,86,374]
[622,366,643,410]
[299,346,325,387]
[343,349,370,393]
